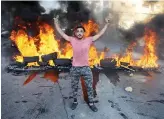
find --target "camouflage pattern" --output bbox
[70,66,94,103]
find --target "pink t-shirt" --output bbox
[69,37,93,66]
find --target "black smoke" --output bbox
[1,1,95,35]
[119,14,164,59]
[2,1,44,30]
[148,14,164,34]
[1,1,97,59]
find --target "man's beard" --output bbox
[76,34,83,39]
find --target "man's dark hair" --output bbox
[74,25,85,32]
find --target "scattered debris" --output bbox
[140,90,147,95]
[70,115,75,119]
[32,93,42,96]
[22,100,28,103]
[63,97,68,99]
[137,113,147,116]
[108,100,113,104]
[147,103,152,106]
[119,96,127,99]
[120,65,135,72]
[15,100,28,103]
[37,108,48,114]
[129,73,133,77]
[147,100,164,104]
[119,112,128,119]
[108,100,129,118]
[130,97,133,100]
[137,112,159,119]
[108,100,121,111]
[125,87,133,92]
[125,100,144,104]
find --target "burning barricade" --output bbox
[6,18,162,102]
[7,18,160,79]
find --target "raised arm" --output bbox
[92,23,109,41]
[92,16,111,41]
[53,16,70,41]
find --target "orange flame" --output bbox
[114,29,158,68]
[114,42,136,66]
[10,18,158,68]
[83,20,104,66]
[10,19,104,67]
[38,23,59,55]
[136,29,158,68]
[82,20,99,37]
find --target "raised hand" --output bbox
[53,15,70,41]
[53,15,59,24]
[105,14,113,24]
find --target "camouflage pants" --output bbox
[70,66,94,103]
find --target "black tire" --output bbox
[54,59,72,66]
[100,58,116,68]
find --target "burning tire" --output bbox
[23,56,40,66]
[100,58,117,68]
[54,58,72,66]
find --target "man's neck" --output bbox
[76,37,84,40]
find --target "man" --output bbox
[54,16,110,112]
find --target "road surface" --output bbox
[1,56,164,119]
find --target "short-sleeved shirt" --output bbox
[69,37,93,66]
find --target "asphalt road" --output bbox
[1,56,164,119]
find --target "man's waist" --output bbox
[72,61,89,67]
[72,66,89,68]
[72,63,89,67]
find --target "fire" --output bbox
[38,23,59,55]
[58,42,73,59]
[136,29,158,68]
[114,29,158,68]
[38,23,59,65]
[10,19,104,67]
[10,30,39,57]
[10,22,59,66]
[114,42,136,66]
[82,20,104,66]
[82,20,99,37]
[10,30,39,65]
[10,18,158,68]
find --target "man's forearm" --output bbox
[55,22,64,36]
[92,23,109,41]
[99,24,108,36]
[54,21,70,41]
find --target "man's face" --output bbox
[74,28,85,39]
